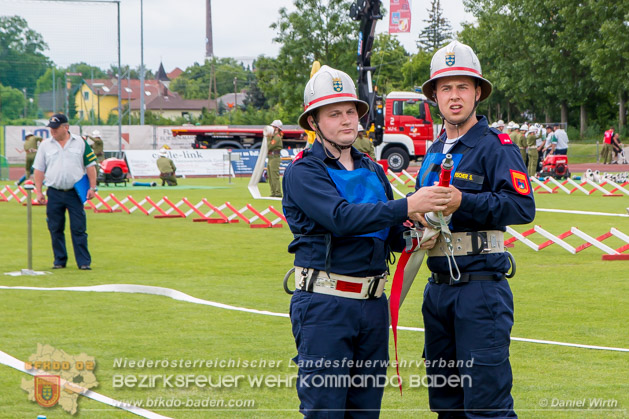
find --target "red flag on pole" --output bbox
[389,0,411,33]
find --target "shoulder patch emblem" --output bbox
[293,150,305,162]
[510,170,530,195]
[498,133,512,145]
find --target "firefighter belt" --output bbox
[427,230,504,257]
[294,267,386,300]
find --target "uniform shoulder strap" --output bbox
[489,127,513,145]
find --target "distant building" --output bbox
[128,95,216,120]
[74,64,213,122]
[75,78,173,123]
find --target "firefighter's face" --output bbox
[435,76,481,125]
[310,102,359,146]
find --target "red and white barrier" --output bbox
[506,225,629,260]
[531,176,629,196]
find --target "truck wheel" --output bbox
[383,147,410,172]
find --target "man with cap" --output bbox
[496,119,505,132]
[33,113,98,270]
[267,119,284,197]
[416,41,535,416]
[353,123,375,159]
[283,65,452,417]
[16,131,43,186]
[156,148,177,186]
[87,130,105,163]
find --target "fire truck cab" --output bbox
[376,91,435,171]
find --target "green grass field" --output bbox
[1,176,628,418]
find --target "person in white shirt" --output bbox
[33,113,98,270]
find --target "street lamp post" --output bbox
[92,82,104,124]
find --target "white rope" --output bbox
[0,349,171,419]
[1,284,626,352]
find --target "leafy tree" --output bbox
[460,0,606,135]
[267,0,359,122]
[170,57,251,100]
[0,83,27,120]
[107,64,155,80]
[243,75,268,109]
[0,16,50,96]
[400,49,432,93]
[417,0,453,52]
[578,1,629,130]
[371,34,409,92]
[35,63,108,95]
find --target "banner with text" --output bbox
[124,149,299,177]
[389,0,411,33]
[4,125,155,164]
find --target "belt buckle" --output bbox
[467,232,491,255]
[367,273,386,298]
[403,229,424,253]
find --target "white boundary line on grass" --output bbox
[0,349,171,419]
[1,284,628,353]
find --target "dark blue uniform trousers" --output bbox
[290,290,389,418]
[422,279,516,418]
[46,187,91,268]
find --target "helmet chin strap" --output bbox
[311,119,355,161]
[437,99,480,139]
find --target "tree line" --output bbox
[1,0,626,139]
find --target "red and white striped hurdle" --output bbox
[506,225,629,260]
[530,176,629,197]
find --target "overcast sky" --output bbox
[4,0,474,73]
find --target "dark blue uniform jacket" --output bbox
[415,116,535,274]
[283,140,408,277]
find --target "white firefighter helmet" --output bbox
[520,124,529,131]
[92,129,102,137]
[512,123,520,130]
[158,149,168,157]
[358,124,365,132]
[24,131,34,138]
[497,119,505,127]
[422,41,492,103]
[491,122,498,128]
[527,127,537,135]
[270,120,283,130]
[298,65,369,131]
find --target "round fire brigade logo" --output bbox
[332,77,343,92]
[445,52,455,66]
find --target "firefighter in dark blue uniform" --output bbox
[415,41,535,417]
[283,65,453,418]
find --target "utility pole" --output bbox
[233,77,237,110]
[52,67,56,113]
[140,0,145,125]
[23,88,27,118]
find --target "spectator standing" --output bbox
[267,120,284,197]
[553,124,569,155]
[601,126,614,164]
[33,113,97,270]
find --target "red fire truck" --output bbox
[170,93,434,172]
[171,125,306,150]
